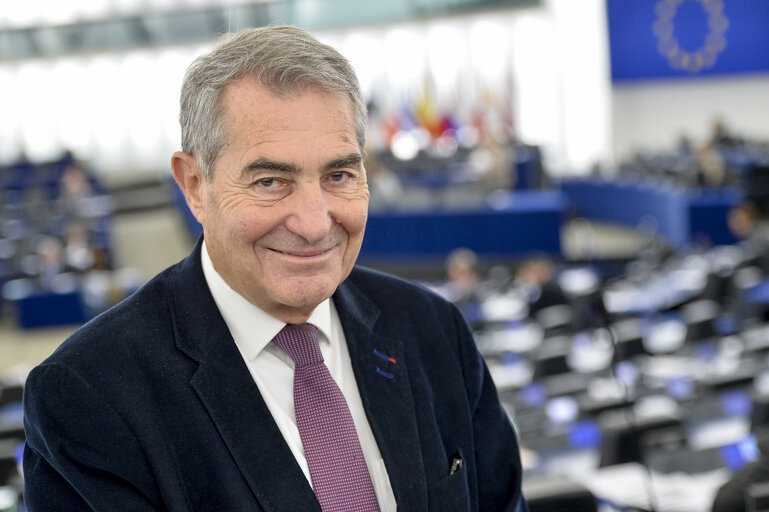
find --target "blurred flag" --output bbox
[415,70,443,139]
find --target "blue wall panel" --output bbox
[607,0,769,82]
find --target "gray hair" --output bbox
[179,25,367,179]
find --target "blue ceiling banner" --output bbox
[606,0,769,83]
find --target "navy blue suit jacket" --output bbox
[23,240,528,511]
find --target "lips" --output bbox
[270,247,334,258]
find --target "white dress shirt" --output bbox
[201,243,396,511]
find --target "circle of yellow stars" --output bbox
[653,0,729,73]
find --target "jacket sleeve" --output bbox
[451,305,530,512]
[23,363,164,511]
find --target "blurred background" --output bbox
[1,0,769,510]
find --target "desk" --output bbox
[359,191,565,262]
[560,178,742,248]
[584,462,729,512]
[12,291,88,329]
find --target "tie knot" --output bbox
[273,323,323,367]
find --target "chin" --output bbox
[277,280,339,309]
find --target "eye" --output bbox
[257,177,277,188]
[329,171,350,182]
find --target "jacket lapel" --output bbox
[334,279,429,510]
[167,240,320,512]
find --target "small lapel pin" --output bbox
[373,348,397,364]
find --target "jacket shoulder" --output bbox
[39,261,182,369]
[343,266,464,338]
[346,265,447,305]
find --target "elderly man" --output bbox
[23,26,528,511]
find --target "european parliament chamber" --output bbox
[2,1,769,511]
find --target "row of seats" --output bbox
[424,237,769,508]
[0,154,136,328]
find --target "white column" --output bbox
[545,0,613,175]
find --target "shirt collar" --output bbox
[200,241,333,360]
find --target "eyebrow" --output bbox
[323,153,363,172]
[241,153,363,176]
[241,158,297,176]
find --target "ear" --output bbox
[171,151,207,225]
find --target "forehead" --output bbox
[219,78,357,145]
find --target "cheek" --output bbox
[217,201,278,243]
[340,205,367,238]
[336,194,369,234]
[235,216,276,245]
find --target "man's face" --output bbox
[198,79,368,323]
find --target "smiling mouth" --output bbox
[270,248,334,258]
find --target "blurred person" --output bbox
[90,246,112,271]
[712,428,769,512]
[466,134,513,192]
[712,454,769,511]
[514,256,567,313]
[34,235,65,290]
[23,26,528,512]
[728,201,761,241]
[364,151,403,208]
[696,142,726,188]
[728,201,769,272]
[62,221,95,272]
[55,163,93,216]
[55,162,113,223]
[443,247,482,305]
[710,117,742,148]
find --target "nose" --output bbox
[284,182,333,244]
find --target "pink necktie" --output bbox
[273,324,380,512]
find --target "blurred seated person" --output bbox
[443,247,482,305]
[365,152,403,208]
[91,246,112,272]
[514,257,567,313]
[35,236,66,290]
[57,164,92,211]
[63,221,95,273]
[712,428,769,512]
[728,201,769,272]
[710,117,742,148]
[466,130,513,192]
[695,142,726,188]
